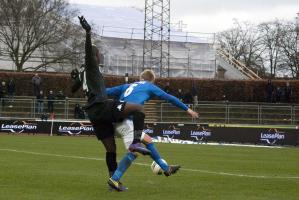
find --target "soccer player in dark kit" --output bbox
[72,16,151,188]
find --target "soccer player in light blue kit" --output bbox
[106,69,199,191]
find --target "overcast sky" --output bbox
[70,0,299,33]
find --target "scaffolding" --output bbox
[143,0,170,77]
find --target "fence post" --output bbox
[32,99,35,118]
[259,105,262,124]
[65,99,68,120]
[225,103,229,124]
[291,105,294,125]
[160,103,163,121]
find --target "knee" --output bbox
[142,134,152,144]
[101,137,116,152]
[105,146,116,153]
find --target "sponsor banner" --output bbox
[145,123,299,146]
[260,128,285,145]
[209,127,298,146]
[0,120,42,134]
[189,124,212,142]
[0,120,298,146]
[144,123,211,142]
[54,122,94,135]
[0,120,93,136]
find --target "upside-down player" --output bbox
[72,16,152,187]
[106,69,199,191]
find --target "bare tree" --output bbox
[258,20,283,78]
[217,20,246,60]
[0,0,82,71]
[217,18,299,78]
[278,21,299,78]
[217,20,265,76]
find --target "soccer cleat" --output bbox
[107,178,128,192]
[108,182,128,192]
[128,143,151,155]
[164,165,181,177]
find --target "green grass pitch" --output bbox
[0,134,298,200]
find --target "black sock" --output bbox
[106,152,117,177]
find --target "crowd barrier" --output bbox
[0,119,298,146]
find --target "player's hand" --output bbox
[78,16,91,32]
[187,108,199,118]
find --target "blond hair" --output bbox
[140,69,155,82]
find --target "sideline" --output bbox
[0,148,298,180]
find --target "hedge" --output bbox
[0,71,297,103]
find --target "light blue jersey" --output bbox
[106,81,188,111]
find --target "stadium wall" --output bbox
[0,71,298,102]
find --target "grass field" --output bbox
[0,134,299,200]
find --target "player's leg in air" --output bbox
[120,104,151,155]
[108,119,180,191]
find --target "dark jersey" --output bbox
[80,32,107,108]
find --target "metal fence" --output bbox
[160,103,299,125]
[1,97,299,125]
[0,98,86,120]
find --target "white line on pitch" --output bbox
[0,148,298,180]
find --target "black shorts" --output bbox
[85,99,126,140]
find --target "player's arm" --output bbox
[78,16,94,70]
[151,84,199,118]
[106,84,128,97]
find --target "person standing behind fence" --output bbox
[47,90,55,113]
[284,82,292,103]
[36,90,44,113]
[7,78,15,104]
[0,81,7,108]
[266,79,274,103]
[32,73,41,96]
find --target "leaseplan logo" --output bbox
[162,125,180,139]
[1,121,37,133]
[260,128,285,145]
[190,125,211,141]
[143,124,154,135]
[58,122,93,135]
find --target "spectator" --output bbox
[74,104,81,119]
[47,90,55,113]
[191,84,198,104]
[0,81,7,108]
[183,91,193,104]
[32,73,41,96]
[41,113,48,122]
[163,81,172,94]
[56,90,66,100]
[74,104,85,119]
[266,79,274,103]
[36,90,44,113]
[7,78,15,103]
[275,86,282,103]
[176,88,184,102]
[49,112,55,119]
[284,82,292,103]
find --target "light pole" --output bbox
[296,13,299,78]
[296,13,299,52]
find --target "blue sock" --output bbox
[146,143,169,171]
[111,152,137,181]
